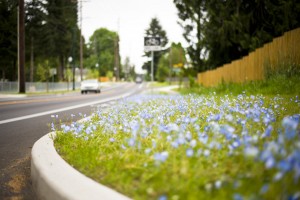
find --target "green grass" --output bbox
[180,75,300,96]
[54,91,300,199]
[53,67,300,199]
[181,63,300,96]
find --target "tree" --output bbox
[173,0,206,72]
[157,55,169,82]
[0,0,18,81]
[42,0,78,81]
[25,0,47,82]
[204,0,300,69]
[142,17,168,80]
[174,0,300,71]
[122,57,135,81]
[85,28,120,78]
[157,43,186,82]
[0,0,80,82]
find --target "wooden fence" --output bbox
[197,28,300,87]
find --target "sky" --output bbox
[80,0,187,73]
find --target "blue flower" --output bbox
[85,126,92,134]
[225,114,234,122]
[260,184,269,194]
[203,149,210,157]
[233,193,243,200]
[183,116,191,124]
[130,120,140,135]
[273,171,284,181]
[277,159,292,172]
[145,148,151,154]
[198,133,208,144]
[265,156,276,169]
[215,180,222,189]
[220,125,235,140]
[154,151,169,162]
[167,123,179,132]
[171,141,179,148]
[128,138,135,147]
[158,195,167,200]
[264,125,273,137]
[232,139,241,148]
[282,116,299,140]
[61,124,70,133]
[190,139,197,148]
[51,122,55,131]
[186,148,194,157]
[244,146,259,157]
[185,131,192,141]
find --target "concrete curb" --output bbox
[31,132,131,200]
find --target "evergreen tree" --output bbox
[42,0,78,81]
[25,0,47,81]
[0,0,18,81]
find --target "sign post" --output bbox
[144,37,161,82]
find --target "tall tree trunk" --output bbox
[18,0,25,93]
[30,36,34,82]
[58,55,64,81]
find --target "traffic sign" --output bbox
[144,37,161,51]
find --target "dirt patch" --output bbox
[0,156,37,200]
[7,173,26,193]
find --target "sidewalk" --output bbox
[0,82,121,99]
[143,84,179,94]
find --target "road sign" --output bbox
[173,63,184,68]
[144,37,161,51]
[49,68,57,75]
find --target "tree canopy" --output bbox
[174,0,300,72]
[0,0,18,81]
[84,28,120,78]
[0,0,79,82]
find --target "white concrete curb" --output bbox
[31,132,131,200]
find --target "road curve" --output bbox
[0,82,145,199]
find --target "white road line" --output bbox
[0,91,133,125]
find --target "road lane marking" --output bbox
[0,92,107,106]
[0,91,134,125]
[0,83,131,106]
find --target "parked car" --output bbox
[80,79,101,94]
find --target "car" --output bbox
[80,79,101,94]
[135,76,143,84]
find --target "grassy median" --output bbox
[53,89,300,200]
[52,67,300,199]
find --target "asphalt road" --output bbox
[0,82,145,200]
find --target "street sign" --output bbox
[144,37,161,51]
[49,68,57,75]
[173,63,184,68]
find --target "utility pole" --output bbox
[79,0,83,81]
[114,36,120,81]
[151,51,154,82]
[169,47,172,85]
[18,0,25,93]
